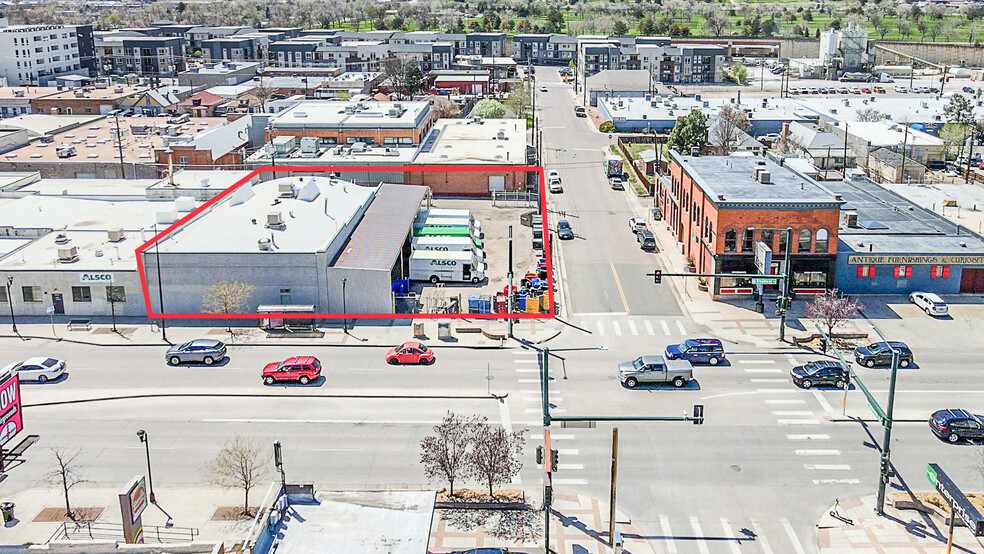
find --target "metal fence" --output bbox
[492,190,539,207]
[48,521,199,543]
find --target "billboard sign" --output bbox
[927,463,984,536]
[119,475,148,544]
[127,476,148,524]
[0,374,23,448]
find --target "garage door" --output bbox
[488,175,505,192]
[960,268,984,293]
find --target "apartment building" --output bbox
[95,33,186,78]
[0,18,89,86]
[576,36,724,86]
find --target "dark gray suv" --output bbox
[166,339,227,365]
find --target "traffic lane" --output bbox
[563,262,627,315]
[614,262,681,316]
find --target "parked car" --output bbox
[962,86,976,94]
[850,87,862,94]
[853,341,913,368]
[860,87,871,94]
[819,87,829,94]
[665,338,726,365]
[166,339,227,365]
[617,355,693,388]
[929,409,984,443]
[873,86,886,93]
[629,217,647,234]
[386,341,435,365]
[790,360,849,389]
[910,291,949,316]
[637,229,657,251]
[557,220,575,240]
[573,106,586,117]
[837,87,850,94]
[262,356,322,385]
[539,85,548,93]
[894,85,909,93]
[609,176,624,190]
[0,357,66,383]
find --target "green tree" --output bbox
[505,82,532,121]
[404,63,426,97]
[472,99,506,118]
[666,110,708,159]
[728,60,748,84]
[612,19,629,36]
[599,121,616,133]
[484,12,501,31]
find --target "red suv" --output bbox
[262,356,322,385]
[386,342,435,365]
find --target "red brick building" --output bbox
[658,152,843,297]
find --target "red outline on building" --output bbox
[135,165,553,320]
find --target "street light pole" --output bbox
[779,227,793,342]
[153,224,167,343]
[5,276,16,333]
[342,278,348,334]
[136,430,156,503]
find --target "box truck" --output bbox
[411,236,485,259]
[604,153,624,178]
[418,208,482,234]
[410,250,487,283]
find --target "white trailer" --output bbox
[411,236,485,259]
[418,208,482,233]
[413,217,483,238]
[409,250,487,284]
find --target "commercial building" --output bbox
[827,120,945,165]
[597,95,813,135]
[153,113,265,175]
[0,86,63,118]
[428,70,491,95]
[0,18,89,86]
[177,61,262,88]
[266,100,436,147]
[583,70,669,107]
[783,121,857,172]
[659,152,843,297]
[819,22,873,77]
[29,84,146,116]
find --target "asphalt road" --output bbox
[536,68,680,318]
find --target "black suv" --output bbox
[930,409,984,443]
[637,230,656,251]
[853,342,913,368]
[790,360,849,389]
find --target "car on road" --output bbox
[262,356,322,385]
[539,86,548,93]
[909,291,949,316]
[637,229,656,251]
[557,220,574,240]
[850,87,862,94]
[609,176,624,190]
[1,357,66,383]
[547,170,562,193]
[573,106,586,117]
[853,341,913,368]
[618,355,693,388]
[790,360,849,389]
[665,338,726,365]
[930,409,984,443]
[963,86,976,94]
[166,339,227,365]
[386,341,435,365]
[629,217,647,234]
[894,85,908,93]
[861,87,871,94]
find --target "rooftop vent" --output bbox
[57,245,79,263]
[258,237,273,251]
[54,234,70,245]
[12,90,24,98]
[107,228,125,242]
[497,130,505,140]
[266,212,285,230]
[278,183,297,198]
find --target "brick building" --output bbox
[658,152,843,297]
[30,84,147,116]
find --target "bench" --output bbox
[67,319,91,331]
[1,434,39,469]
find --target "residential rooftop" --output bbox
[415,118,525,164]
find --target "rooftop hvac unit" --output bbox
[845,213,859,228]
[278,183,297,198]
[107,228,125,242]
[40,134,55,143]
[299,136,319,154]
[174,196,195,213]
[344,105,355,114]
[57,246,79,263]
[12,90,24,98]
[266,212,285,229]
[258,237,273,251]
[54,233,70,245]
[114,86,124,93]
[757,170,771,184]
[351,142,367,153]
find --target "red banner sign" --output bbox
[0,375,23,448]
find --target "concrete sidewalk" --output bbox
[0,318,565,349]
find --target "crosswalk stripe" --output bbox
[516,368,538,373]
[804,464,851,470]
[771,411,815,416]
[659,515,677,554]
[786,353,799,366]
[612,321,622,336]
[751,520,774,554]
[787,434,830,440]
[781,519,807,554]
[757,388,798,393]
[720,518,741,554]
[661,320,670,335]
[812,478,861,485]
[628,320,638,335]
[558,449,579,455]
[580,321,587,331]
[795,449,841,456]
[777,419,820,425]
[765,399,805,404]
[518,379,540,383]
[557,463,583,470]
[597,321,605,336]
[515,359,539,364]
[513,350,538,356]
[675,320,686,334]
[530,434,573,440]
[689,516,710,554]
[644,320,654,335]
[812,390,835,414]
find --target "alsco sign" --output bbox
[80,273,114,283]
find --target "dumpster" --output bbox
[413,322,425,337]
[1,502,14,524]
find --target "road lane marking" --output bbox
[777,419,821,425]
[812,479,860,485]
[689,516,710,554]
[552,478,589,485]
[738,359,777,364]
[812,390,835,414]
[660,320,670,335]
[745,368,782,373]
[766,399,805,404]
[557,464,583,470]
[804,464,851,470]
[597,321,606,336]
[644,321,654,335]
[499,398,520,485]
[771,411,815,416]
[612,321,622,336]
[787,434,830,440]
[659,515,677,554]
[628,320,638,335]
[610,262,630,313]
[751,520,774,554]
[781,519,807,554]
[751,378,787,383]
[720,518,741,554]
[675,321,686,334]
[796,449,841,455]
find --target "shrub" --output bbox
[599,121,616,133]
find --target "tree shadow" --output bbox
[439,508,543,541]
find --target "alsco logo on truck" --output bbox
[430,260,457,266]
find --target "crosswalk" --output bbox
[649,513,808,554]
[583,317,690,337]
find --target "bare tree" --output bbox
[202,280,256,332]
[420,412,483,496]
[856,108,886,122]
[897,19,912,40]
[468,422,525,498]
[504,82,532,121]
[43,447,87,520]
[203,435,269,517]
[382,58,410,99]
[249,82,277,114]
[805,289,864,350]
[431,97,462,119]
[705,9,729,36]
[710,104,752,155]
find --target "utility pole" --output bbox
[113,110,127,179]
[609,427,618,547]
[900,124,909,182]
[507,226,513,337]
[153,224,167,343]
[778,227,793,342]
[874,327,902,515]
[542,347,551,553]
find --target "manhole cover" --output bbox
[731,465,741,472]
[607,375,617,380]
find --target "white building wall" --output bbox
[3,269,145,317]
[0,24,82,86]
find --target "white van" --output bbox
[419,208,482,234]
[411,236,485,259]
[410,250,487,284]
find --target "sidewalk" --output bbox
[0,318,566,349]
[817,495,984,553]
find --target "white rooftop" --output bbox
[8,178,159,198]
[150,169,256,191]
[0,195,184,231]
[271,100,429,129]
[0,230,137,272]
[834,120,944,148]
[415,118,526,164]
[157,176,375,254]
[0,114,104,138]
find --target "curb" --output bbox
[0,334,509,350]
[24,391,503,408]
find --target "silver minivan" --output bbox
[166,339,227,365]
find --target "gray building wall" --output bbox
[2,268,145,317]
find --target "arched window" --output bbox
[815,229,829,253]
[724,229,737,252]
[778,230,789,253]
[741,228,754,252]
[798,229,812,253]
[760,229,774,251]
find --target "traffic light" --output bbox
[775,297,782,310]
[544,485,553,505]
[536,445,544,465]
[654,269,662,284]
[550,448,559,471]
[693,404,704,425]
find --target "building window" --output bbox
[724,230,737,252]
[22,286,41,302]
[857,266,876,278]
[741,228,754,252]
[0,286,7,303]
[106,286,126,303]
[759,229,774,251]
[778,231,789,253]
[798,229,812,253]
[72,286,91,302]
[793,271,826,287]
[930,266,951,278]
[178,156,188,166]
[815,229,829,253]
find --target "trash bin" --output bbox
[1,502,14,523]
[437,320,451,340]
[413,322,425,338]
